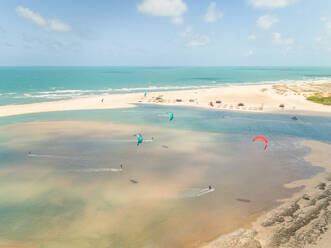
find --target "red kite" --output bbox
[253,136,268,150]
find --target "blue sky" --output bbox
[1,0,331,66]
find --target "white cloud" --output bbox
[16,6,47,29]
[247,0,300,9]
[16,6,72,32]
[179,27,210,47]
[49,19,72,32]
[246,49,254,56]
[171,16,184,25]
[320,16,331,33]
[137,0,187,24]
[272,32,294,46]
[320,16,328,22]
[248,34,256,40]
[257,15,278,29]
[316,36,322,43]
[314,17,331,52]
[204,2,223,23]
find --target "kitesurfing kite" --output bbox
[168,112,174,121]
[252,136,268,150]
[135,133,143,146]
[209,101,214,107]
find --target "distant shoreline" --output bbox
[0,80,330,118]
[1,77,331,106]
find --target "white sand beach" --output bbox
[0,81,330,118]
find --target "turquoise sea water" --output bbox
[0,66,331,105]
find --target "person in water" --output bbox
[120,164,123,169]
[209,185,212,190]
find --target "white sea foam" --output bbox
[27,153,89,161]
[68,168,123,173]
[6,77,331,102]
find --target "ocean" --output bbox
[1,66,331,105]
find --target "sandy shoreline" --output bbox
[203,140,331,248]
[0,81,330,118]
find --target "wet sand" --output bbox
[0,121,322,248]
[203,140,331,248]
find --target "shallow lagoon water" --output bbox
[0,105,330,248]
[2,104,331,142]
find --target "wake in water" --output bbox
[173,187,215,199]
[157,114,169,117]
[67,168,123,173]
[27,153,90,161]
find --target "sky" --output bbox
[0,0,331,66]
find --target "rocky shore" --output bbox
[204,140,331,248]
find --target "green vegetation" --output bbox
[306,95,331,105]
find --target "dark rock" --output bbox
[316,182,326,190]
[302,194,310,200]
